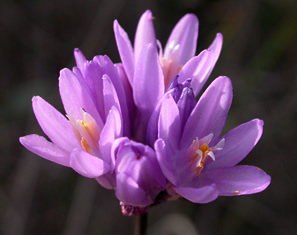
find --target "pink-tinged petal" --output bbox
[208,33,223,71]
[181,76,233,149]
[178,50,213,96]
[133,43,164,114]
[158,94,181,150]
[70,150,110,178]
[116,173,149,206]
[73,48,87,71]
[113,20,135,84]
[155,139,178,185]
[59,68,103,128]
[32,96,79,152]
[19,134,70,167]
[203,165,271,196]
[99,106,122,167]
[173,184,219,203]
[134,10,156,62]
[164,14,198,64]
[208,119,264,169]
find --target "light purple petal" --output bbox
[158,94,181,151]
[133,43,164,114]
[173,184,219,203]
[59,68,103,128]
[203,165,271,196]
[113,20,135,84]
[99,106,122,167]
[81,61,105,121]
[178,50,213,96]
[164,14,198,65]
[73,48,87,71]
[32,96,79,152]
[19,134,70,167]
[70,150,110,178]
[116,173,149,206]
[155,139,178,185]
[207,119,264,169]
[181,76,233,149]
[96,55,130,136]
[134,10,156,62]
[102,74,121,119]
[208,33,223,71]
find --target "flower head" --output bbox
[155,76,271,203]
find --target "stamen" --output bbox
[81,137,91,153]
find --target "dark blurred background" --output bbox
[0,0,296,234]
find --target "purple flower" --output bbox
[20,50,126,189]
[155,76,271,203]
[112,137,166,207]
[114,10,223,142]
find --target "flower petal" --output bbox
[113,20,135,84]
[99,106,122,167]
[158,94,181,151]
[19,134,70,166]
[133,43,164,114]
[208,33,223,71]
[134,10,156,62]
[70,150,110,178]
[203,165,271,196]
[155,139,178,185]
[59,68,103,128]
[173,184,219,203]
[73,48,87,71]
[164,14,199,64]
[181,76,233,149]
[116,172,149,206]
[207,119,264,169]
[178,50,213,96]
[32,96,79,152]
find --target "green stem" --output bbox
[135,213,148,235]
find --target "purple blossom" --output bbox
[114,10,223,142]
[20,51,126,189]
[155,76,271,203]
[112,138,166,208]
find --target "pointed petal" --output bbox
[59,68,103,128]
[208,119,264,169]
[177,87,196,127]
[158,94,181,151]
[73,48,87,71]
[178,50,213,96]
[164,14,198,64]
[19,134,70,166]
[208,33,223,71]
[32,96,79,152]
[113,20,135,84]
[181,76,233,149]
[133,43,164,114]
[134,10,156,62]
[203,165,271,196]
[173,184,219,203]
[70,150,110,178]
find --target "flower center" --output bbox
[187,134,225,177]
[159,41,183,88]
[68,109,101,155]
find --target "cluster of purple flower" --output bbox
[20,10,270,215]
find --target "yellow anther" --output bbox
[81,137,90,153]
[232,191,240,194]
